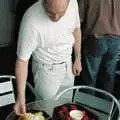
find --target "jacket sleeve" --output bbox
[78,0,87,24]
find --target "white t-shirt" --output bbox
[17,0,80,64]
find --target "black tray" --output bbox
[52,103,98,120]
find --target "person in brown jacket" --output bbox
[78,0,120,94]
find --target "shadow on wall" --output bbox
[0,46,16,75]
[15,0,37,40]
[0,0,37,78]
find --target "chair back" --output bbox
[56,86,120,120]
[0,75,15,107]
[0,75,36,107]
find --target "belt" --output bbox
[53,61,66,65]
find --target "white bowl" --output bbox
[69,110,84,120]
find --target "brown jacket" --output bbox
[78,0,120,39]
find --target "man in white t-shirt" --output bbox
[14,0,82,116]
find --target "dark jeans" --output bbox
[81,36,120,94]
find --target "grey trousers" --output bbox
[32,59,74,100]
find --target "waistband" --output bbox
[32,57,71,65]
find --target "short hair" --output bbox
[43,0,70,8]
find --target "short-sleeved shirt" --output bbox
[78,0,120,39]
[17,0,80,64]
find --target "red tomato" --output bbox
[66,116,72,120]
[58,110,65,118]
[82,116,89,120]
[71,105,78,110]
[61,106,68,113]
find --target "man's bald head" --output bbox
[44,0,69,21]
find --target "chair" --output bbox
[0,74,36,120]
[0,75,16,107]
[0,75,36,107]
[55,86,120,120]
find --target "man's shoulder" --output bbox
[21,1,43,26]
[23,1,40,19]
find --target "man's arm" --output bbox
[73,27,82,76]
[14,58,29,116]
[73,27,81,60]
[16,58,28,97]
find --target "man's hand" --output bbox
[72,27,82,76]
[73,58,82,76]
[13,95,26,116]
